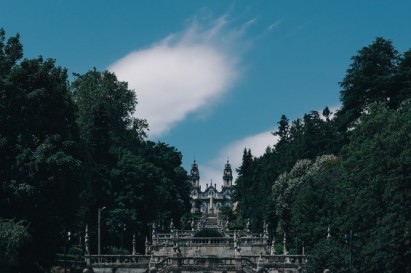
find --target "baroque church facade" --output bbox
[189,160,234,214]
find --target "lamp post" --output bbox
[98,206,106,256]
[348,230,352,273]
[345,229,353,273]
[64,230,71,273]
[118,223,126,251]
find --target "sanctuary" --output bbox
[83,160,306,273]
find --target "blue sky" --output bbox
[2,0,411,188]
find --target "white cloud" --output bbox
[198,130,279,190]
[109,16,247,136]
[267,19,282,32]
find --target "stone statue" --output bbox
[270,237,276,255]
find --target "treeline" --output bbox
[233,37,411,272]
[0,28,191,273]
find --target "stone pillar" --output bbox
[84,225,89,255]
[234,230,241,257]
[152,223,157,246]
[145,236,150,255]
[84,225,90,266]
[263,221,269,237]
[170,219,175,233]
[256,252,263,271]
[132,233,137,255]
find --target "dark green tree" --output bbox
[306,238,347,273]
[72,69,190,252]
[232,149,254,223]
[338,102,411,272]
[272,114,290,142]
[396,49,411,105]
[0,219,30,273]
[0,28,83,272]
[337,37,400,130]
[72,69,148,221]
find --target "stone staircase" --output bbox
[203,213,218,229]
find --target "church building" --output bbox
[189,160,234,214]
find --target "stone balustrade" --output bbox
[153,233,269,246]
[85,254,151,265]
[84,254,306,273]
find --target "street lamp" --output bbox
[98,206,106,256]
[64,230,71,273]
[118,223,126,251]
[345,229,355,273]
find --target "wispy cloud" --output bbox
[199,130,279,189]
[109,15,248,136]
[267,19,282,32]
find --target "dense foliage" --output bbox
[233,37,411,272]
[0,219,30,272]
[0,28,190,273]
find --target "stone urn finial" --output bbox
[170,219,175,233]
[263,221,268,237]
[246,219,250,233]
[270,237,276,255]
[283,233,288,255]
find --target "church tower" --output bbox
[189,160,233,214]
[222,160,233,188]
[190,160,200,188]
[190,160,201,213]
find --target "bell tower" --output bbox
[222,160,233,188]
[190,160,200,188]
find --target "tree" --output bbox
[306,238,347,273]
[0,219,30,273]
[272,114,290,142]
[232,149,254,223]
[396,49,411,105]
[72,69,147,149]
[72,69,148,221]
[338,102,411,272]
[290,155,342,251]
[0,28,22,76]
[0,28,83,272]
[322,106,331,121]
[72,69,190,253]
[337,37,400,130]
